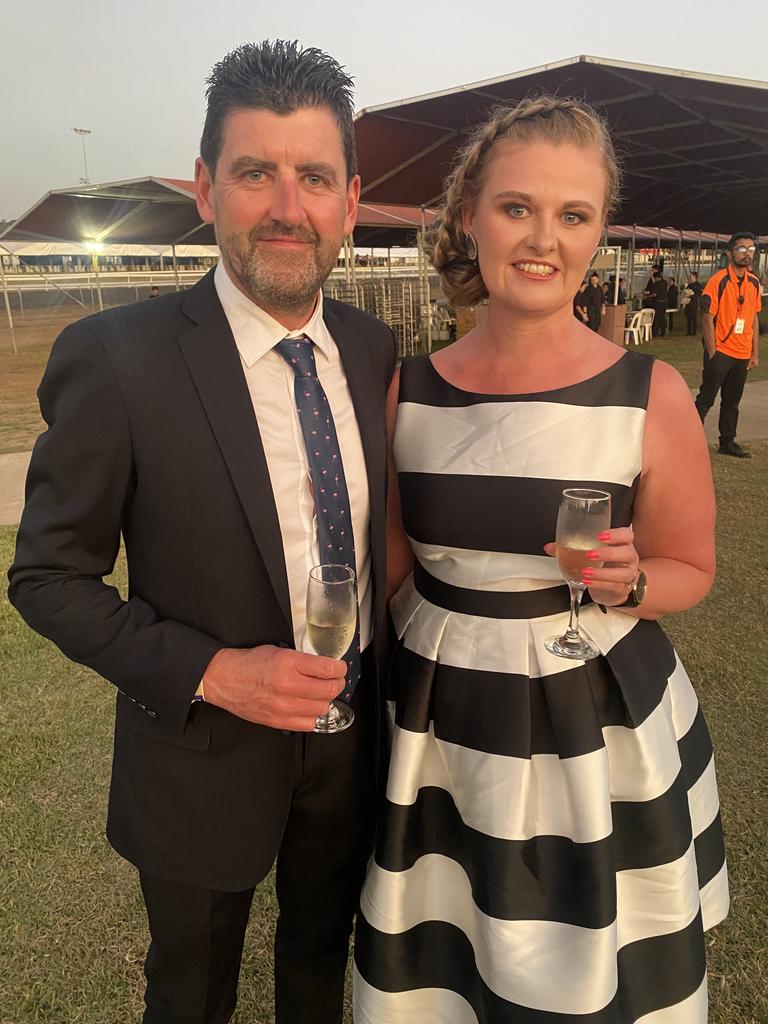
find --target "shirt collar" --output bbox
[214,260,332,367]
[727,264,748,288]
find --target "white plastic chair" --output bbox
[639,308,655,343]
[624,311,644,346]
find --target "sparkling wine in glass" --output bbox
[545,488,611,661]
[306,563,356,733]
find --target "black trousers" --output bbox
[685,305,698,336]
[652,304,667,337]
[139,669,378,1024]
[694,348,750,445]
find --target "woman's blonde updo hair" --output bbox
[427,94,621,307]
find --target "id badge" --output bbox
[734,317,745,334]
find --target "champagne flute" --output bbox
[545,488,611,661]
[306,563,356,733]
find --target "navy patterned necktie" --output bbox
[274,336,361,701]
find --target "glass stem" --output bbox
[564,584,585,642]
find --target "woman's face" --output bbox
[464,139,606,317]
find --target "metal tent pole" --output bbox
[344,237,352,284]
[629,226,636,305]
[172,245,181,291]
[91,251,104,310]
[419,207,432,353]
[676,231,682,282]
[0,251,19,354]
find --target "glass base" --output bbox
[313,700,355,734]
[545,632,601,661]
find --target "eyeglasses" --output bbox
[732,245,757,255]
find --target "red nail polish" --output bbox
[587,550,601,560]
[597,531,610,541]
[582,568,594,577]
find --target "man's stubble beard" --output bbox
[220,225,341,315]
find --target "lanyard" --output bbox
[730,267,746,309]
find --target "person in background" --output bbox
[573,280,588,322]
[695,232,761,458]
[148,285,161,299]
[642,262,660,307]
[581,269,605,332]
[606,275,627,306]
[602,281,611,304]
[683,270,702,336]
[650,269,668,337]
[667,277,679,333]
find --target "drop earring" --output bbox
[465,232,478,262]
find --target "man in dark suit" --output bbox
[8,41,396,1024]
[649,270,669,337]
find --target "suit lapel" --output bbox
[177,273,293,635]
[323,302,387,624]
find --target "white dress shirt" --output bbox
[214,261,372,654]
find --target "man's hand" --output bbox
[202,646,346,732]
[749,353,759,369]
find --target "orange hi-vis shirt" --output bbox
[701,266,762,359]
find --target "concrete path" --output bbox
[1,381,765,528]
[0,451,31,527]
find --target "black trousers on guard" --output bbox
[139,671,377,1024]
[694,348,750,446]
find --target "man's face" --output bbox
[195,105,360,318]
[729,236,756,273]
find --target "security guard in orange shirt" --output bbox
[695,232,761,457]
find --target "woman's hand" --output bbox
[544,526,640,607]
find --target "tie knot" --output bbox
[274,336,317,378]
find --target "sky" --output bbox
[2,0,767,220]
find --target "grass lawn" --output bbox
[2,443,767,1022]
[641,332,767,389]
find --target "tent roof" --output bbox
[0,177,212,245]
[355,55,768,233]
[1,176,759,254]
[0,177,437,248]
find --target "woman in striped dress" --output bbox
[354,96,728,1023]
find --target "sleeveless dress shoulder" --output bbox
[354,350,728,1023]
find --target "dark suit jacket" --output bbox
[8,270,397,891]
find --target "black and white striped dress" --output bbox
[354,351,728,1023]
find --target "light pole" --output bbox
[72,127,92,184]
[85,241,104,310]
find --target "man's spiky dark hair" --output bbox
[200,40,357,179]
